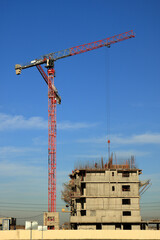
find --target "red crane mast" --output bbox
[15,30,135,214]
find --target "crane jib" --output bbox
[16,30,135,71]
[69,30,135,56]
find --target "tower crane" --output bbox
[15,30,135,218]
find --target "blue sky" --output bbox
[0,0,160,224]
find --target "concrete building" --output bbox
[68,156,150,230]
[43,212,59,230]
[0,217,16,230]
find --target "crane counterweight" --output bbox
[15,64,22,75]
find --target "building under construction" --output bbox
[62,156,151,230]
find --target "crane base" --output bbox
[43,212,59,230]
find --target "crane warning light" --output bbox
[15,64,22,75]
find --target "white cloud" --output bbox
[77,136,105,144]
[0,146,42,160]
[112,133,160,144]
[0,113,47,130]
[113,150,149,158]
[77,133,160,145]
[57,121,98,130]
[0,159,69,207]
[0,113,98,131]
[0,161,44,178]
[32,136,47,146]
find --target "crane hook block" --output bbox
[15,64,22,75]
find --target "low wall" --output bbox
[0,229,160,240]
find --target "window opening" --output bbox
[48,217,54,221]
[123,224,131,230]
[122,199,131,205]
[81,183,86,195]
[80,210,86,216]
[115,224,121,230]
[96,223,101,229]
[122,171,129,177]
[81,198,86,209]
[122,185,130,191]
[123,211,131,216]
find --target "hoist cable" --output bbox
[105,47,111,159]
